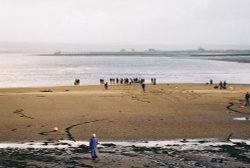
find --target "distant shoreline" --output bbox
[36,50,250,57]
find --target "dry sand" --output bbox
[0,83,249,142]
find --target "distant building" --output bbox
[131,48,135,52]
[120,48,126,52]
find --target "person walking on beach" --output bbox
[89,133,99,160]
[245,92,250,106]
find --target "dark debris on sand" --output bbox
[0,142,250,168]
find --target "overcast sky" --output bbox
[0,0,250,50]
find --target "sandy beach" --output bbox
[0,83,249,142]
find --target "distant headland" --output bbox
[39,48,250,57]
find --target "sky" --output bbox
[0,0,250,51]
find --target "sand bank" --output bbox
[0,83,250,142]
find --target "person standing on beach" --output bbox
[141,82,146,92]
[210,79,213,85]
[245,92,250,106]
[104,82,108,90]
[223,81,227,89]
[219,81,223,89]
[89,134,99,160]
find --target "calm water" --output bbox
[0,53,249,87]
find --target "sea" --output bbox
[0,53,250,87]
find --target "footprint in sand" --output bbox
[13,109,34,119]
[131,96,150,103]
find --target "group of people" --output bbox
[100,77,150,92]
[74,77,156,87]
[100,77,146,85]
[100,77,154,93]
[73,77,155,92]
[151,78,156,85]
[210,80,227,89]
[219,81,227,89]
[74,79,80,85]
[102,80,147,92]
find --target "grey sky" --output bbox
[0,0,250,50]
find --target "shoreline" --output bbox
[0,138,249,148]
[1,138,250,167]
[1,82,250,89]
[0,83,250,142]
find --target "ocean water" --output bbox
[0,53,250,87]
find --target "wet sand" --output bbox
[0,83,250,142]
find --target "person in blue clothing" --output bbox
[89,133,99,160]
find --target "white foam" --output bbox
[230,139,250,145]
[0,141,88,149]
[0,139,249,151]
[108,139,236,151]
